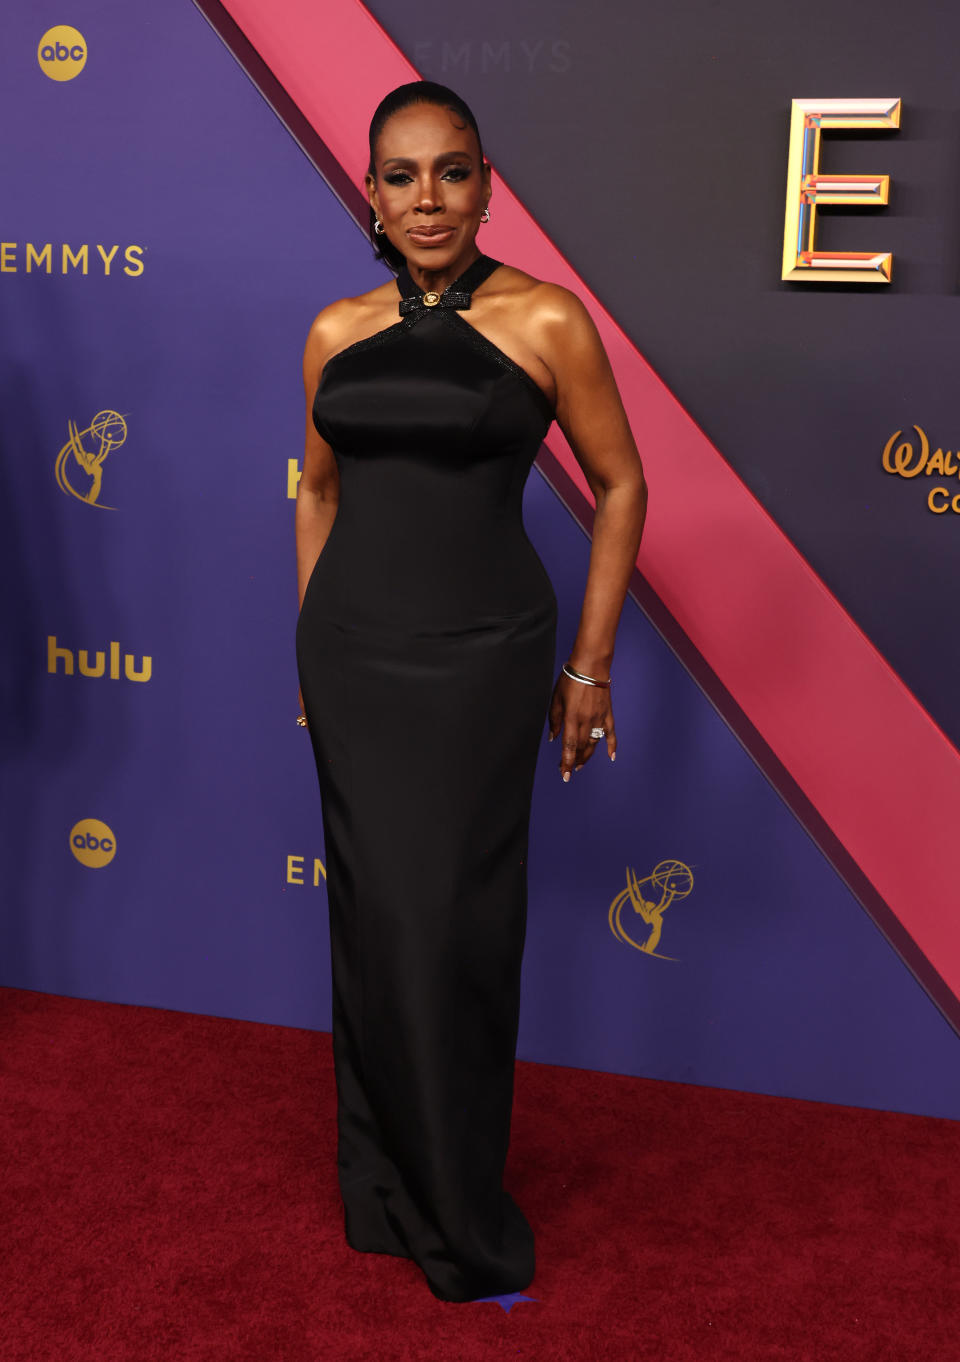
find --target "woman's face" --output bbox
[367,102,490,266]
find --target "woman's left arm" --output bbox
[535,284,648,781]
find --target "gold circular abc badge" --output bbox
[37,27,87,82]
[69,818,116,868]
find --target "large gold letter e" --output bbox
[782,98,901,284]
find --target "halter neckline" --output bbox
[395,252,502,313]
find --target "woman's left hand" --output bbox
[547,669,616,781]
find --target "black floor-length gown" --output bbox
[295,251,557,1303]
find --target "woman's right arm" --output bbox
[296,308,343,611]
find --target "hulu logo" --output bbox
[47,635,152,683]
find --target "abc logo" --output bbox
[38,26,87,81]
[69,818,116,868]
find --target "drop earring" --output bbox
[373,218,384,234]
[480,207,491,223]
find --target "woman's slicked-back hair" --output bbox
[366,81,485,274]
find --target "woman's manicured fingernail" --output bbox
[610,751,616,761]
[562,770,570,782]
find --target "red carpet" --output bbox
[3,985,957,1360]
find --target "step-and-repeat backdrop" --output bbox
[2,0,958,1119]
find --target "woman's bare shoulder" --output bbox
[305,278,397,350]
[303,277,398,379]
[492,263,590,329]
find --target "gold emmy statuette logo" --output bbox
[37,26,87,81]
[69,818,116,868]
[54,409,128,508]
[608,858,694,961]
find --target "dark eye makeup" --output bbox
[383,166,471,185]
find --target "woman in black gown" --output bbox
[295,81,647,1303]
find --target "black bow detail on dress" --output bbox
[395,254,501,318]
[398,288,473,316]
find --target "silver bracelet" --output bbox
[562,661,611,689]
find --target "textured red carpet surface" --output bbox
[2,985,957,1361]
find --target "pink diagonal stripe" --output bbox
[220,0,960,1002]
